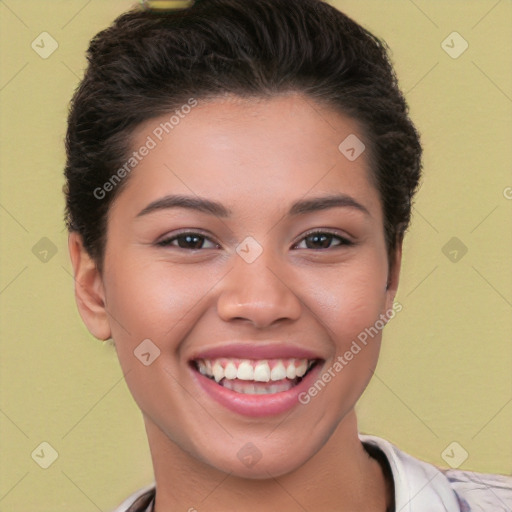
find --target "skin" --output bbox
[69,93,400,511]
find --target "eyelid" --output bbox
[156,229,220,248]
[155,228,353,251]
[291,228,354,249]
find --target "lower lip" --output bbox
[190,362,324,417]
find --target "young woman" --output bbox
[64,0,512,510]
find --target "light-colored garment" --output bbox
[361,435,512,512]
[113,434,512,511]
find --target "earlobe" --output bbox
[68,232,112,341]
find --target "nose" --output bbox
[216,250,302,329]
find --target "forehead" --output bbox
[112,93,381,221]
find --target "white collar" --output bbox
[359,434,460,511]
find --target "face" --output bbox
[72,93,400,479]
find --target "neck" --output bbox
[145,410,392,512]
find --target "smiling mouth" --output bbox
[192,357,320,395]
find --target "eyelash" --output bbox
[293,230,354,250]
[156,231,219,250]
[156,230,354,251]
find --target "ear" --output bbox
[385,237,402,311]
[68,232,111,341]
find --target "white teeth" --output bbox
[269,381,293,393]
[237,360,254,380]
[195,357,316,386]
[224,361,238,380]
[295,360,308,377]
[221,379,295,395]
[270,361,286,381]
[212,362,224,383]
[221,379,234,391]
[197,360,208,375]
[253,362,271,382]
[286,362,297,379]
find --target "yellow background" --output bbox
[1,1,511,510]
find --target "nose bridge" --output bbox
[237,250,282,293]
[216,242,302,327]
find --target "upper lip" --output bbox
[188,343,325,362]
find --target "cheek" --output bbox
[103,258,224,355]
[298,259,389,345]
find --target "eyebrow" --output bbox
[136,195,231,218]
[136,193,369,218]
[288,194,370,216]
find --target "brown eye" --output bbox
[157,233,218,249]
[294,232,353,250]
